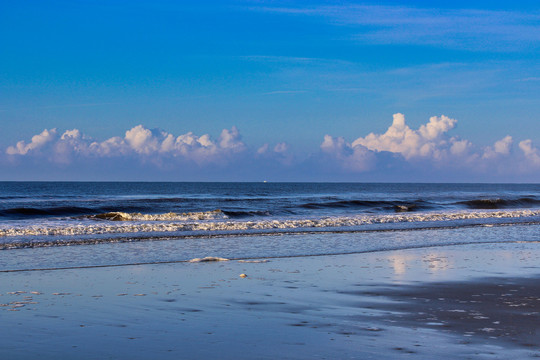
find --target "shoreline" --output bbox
[2,242,540,359]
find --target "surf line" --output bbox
[2,219,540,250]
[1,240,539,273]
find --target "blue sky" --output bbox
[1,0,539,181]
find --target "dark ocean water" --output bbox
[1,182,540,270]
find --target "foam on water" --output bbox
[89,209,226,221]
[1,209,539,244]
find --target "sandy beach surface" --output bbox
[2,241,540,359]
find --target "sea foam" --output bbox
[89,210,226,221]
[1,209,539,239]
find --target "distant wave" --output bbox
[0,196,32,200]
[2,196,539,221]
[0,205,149,219]
[1,209,539,243]
[300,199,430,212]
[0,206,96,218]
[456,197,540,209]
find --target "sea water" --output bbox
[1,182,539,271]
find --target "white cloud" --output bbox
[218,126,245,152]
[450,138,472,156]
[60,129,81,140]
[6,129,57,155]
[6,125,247,165]
[351,113,458,160]
[418,115,456,140]
[5,117,540,180]
[494,136,513,155]
[89,137,127,156]
[318,113,540,174]
[483,135,513,159]
[321,135,375,171]
[125,125,163,155]
[53,129,90,163]
[519,139,540,166]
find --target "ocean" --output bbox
[1,182,540,271]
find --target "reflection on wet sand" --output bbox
[387,252,452,277]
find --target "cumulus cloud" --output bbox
[6,129,57,155]
[483,135,513,159]
[4,115,540,180]
[54,129,89,163]
[6,125,247,165]
[350,113,459,160]
[321,135,375,171]
[519,139,540,166]
[449,139,472,156]
[219,127,245,152]
[60,129,81,140]
[319,113,540,175]
[125,125,163,155]
[89,136,127,157]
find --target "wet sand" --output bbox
[1,241,540,359]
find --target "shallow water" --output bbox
[1,222,539,272]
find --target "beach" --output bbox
[2,241,540,359]
[1,182,540,358]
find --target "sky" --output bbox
[1,0,539,182]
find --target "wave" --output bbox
[88,209,227,221]
[298,197,540,212]
[0,206,96,218]
[0,205,153,219]
[1,209,539,240]
[300,199,430,212]
[0,196,32,200]
[222,210,272,218]
[457,197,540,209]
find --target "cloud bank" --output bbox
[6,125,246,166]
[319,113,539,180]
[4,114,540,181]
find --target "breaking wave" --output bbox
[88,210,227,221]
[1,209,540,244]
